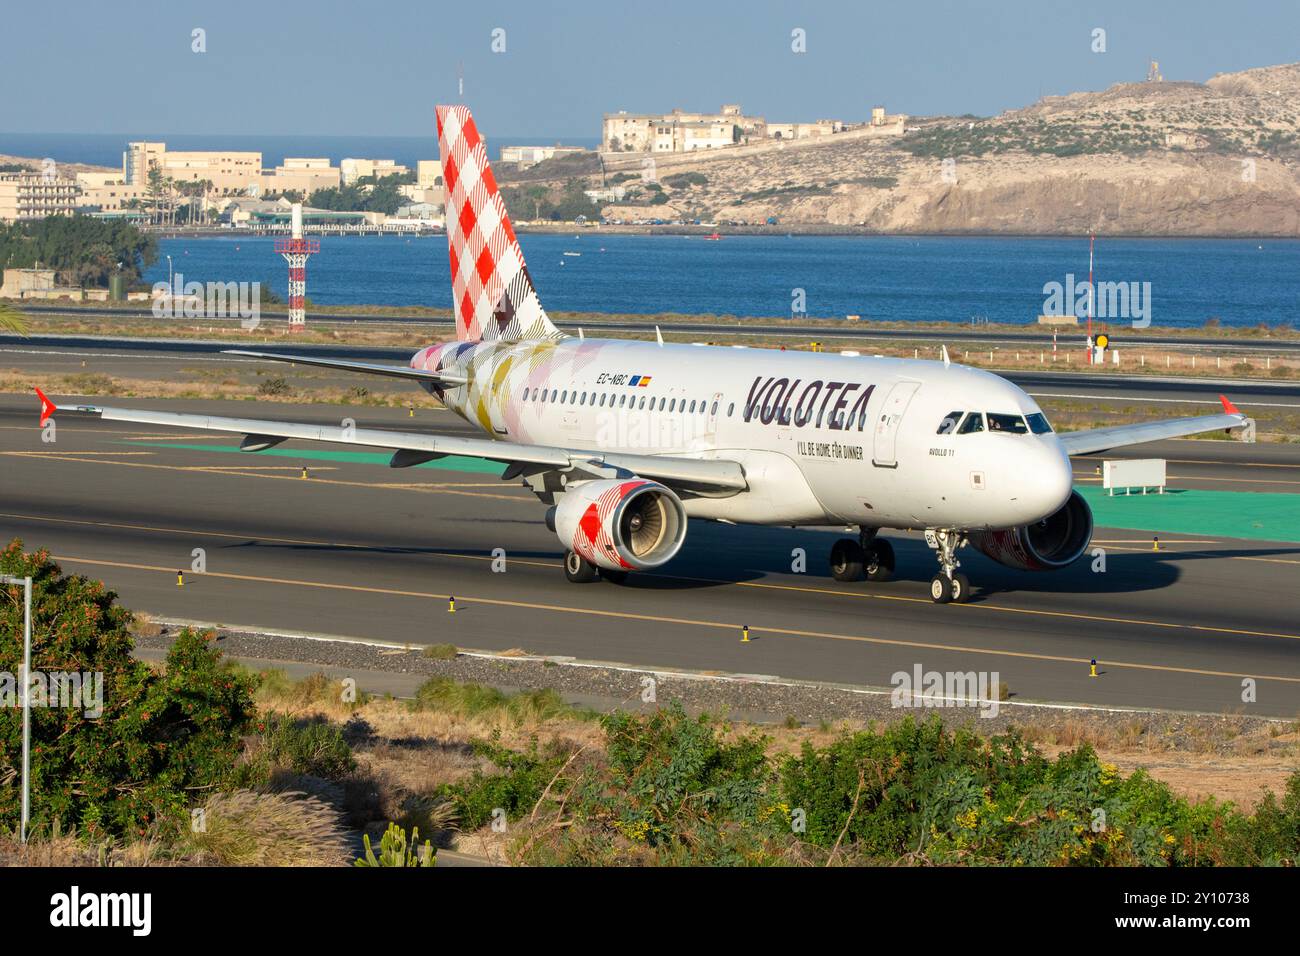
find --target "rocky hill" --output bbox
[589,62,1300,235]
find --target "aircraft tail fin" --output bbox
[436,105,560,344]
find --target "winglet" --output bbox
[1219,394,1241,415]
[35,387,55,426]
[940,344,951,368]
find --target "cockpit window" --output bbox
[936,410,962,435]
[1025,412,1053,434]
[957,412,985,434]
[987,413,1030,434]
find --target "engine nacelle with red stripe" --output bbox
[552,479,687,571]
[967,490,1094,572]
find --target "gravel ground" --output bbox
[133,621,1295,758]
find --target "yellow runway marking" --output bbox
[8,508,1299,645]
[2,450,156,457]
[10,504,1300,647]
[0,451,530,502]
[50,554,1300,686]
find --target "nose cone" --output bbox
[1020,441,1074,522]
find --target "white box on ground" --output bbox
[1103,458,1166,495]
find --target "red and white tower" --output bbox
[274,203,319,332]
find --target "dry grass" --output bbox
[186,790,351,866]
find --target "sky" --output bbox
[2,0,1297,139]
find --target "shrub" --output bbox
[411,676,575,723]
[256,713,356,780]
[422,643,457,661]
[442,735,570,829]
[257,375,290,396]
[0,540,257,839]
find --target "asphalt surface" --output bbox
[5,332,1300,409]
[16,305,1300,353]
[2,392,1299,717]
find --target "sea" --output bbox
[144,234,1300,329]
[0,133,599,170]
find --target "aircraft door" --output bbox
[872,381,921,468]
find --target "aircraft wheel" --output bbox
[564,550,599,583]
[602,570,630,584]
[830,538,866,582]
[929,574,953,604]
[950,572,972,604]
[864,540,895,582]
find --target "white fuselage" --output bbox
[416,337,1074,533]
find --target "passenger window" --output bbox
[561,391,567,404]
[551,389,558,403]
[727,402,734,417]
[619,394,627,407]
[669,399,676,412]
[936,410,962,435]
[689,400,697,413]
[521,387,529,401]
[638,396,646,410]
[957,412,985,434]
[711,401,719,415]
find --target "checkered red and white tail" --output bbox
[437,105,559,343]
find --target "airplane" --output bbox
[35,105,1253,604]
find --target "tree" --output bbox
[0,216,158,287]
[0,540,257,839]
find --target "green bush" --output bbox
[0,540,257,839]
[256,713,356,780]
[442,735,568,829]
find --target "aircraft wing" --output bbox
[1056,396,1250,456]
[35,390,747,494]
[223,349,467,386]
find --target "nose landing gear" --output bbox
[926,529,971,603]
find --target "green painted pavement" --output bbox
[117,441,507,476]
[1077,486,1300,543]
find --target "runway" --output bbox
[2,393,1299,717]
[16,305,1300,353]
[5,332,1300,409]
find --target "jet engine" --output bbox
[550,479,687,571]
[967,490,1093,571]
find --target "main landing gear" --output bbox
[563,550,629,584]
[829,529,895,583]
[926,529,971,604]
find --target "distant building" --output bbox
[0,172,79,222]
[500,145,589,167]
[416,160,443,188]
[124,142,263,195]
[604,105,765,152]
[77,181,148,213]
[259,158,341,197]
[604,104,856,153]
[339,158,409,185]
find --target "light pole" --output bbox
[2,574,32,843]
[166,254,173,290]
